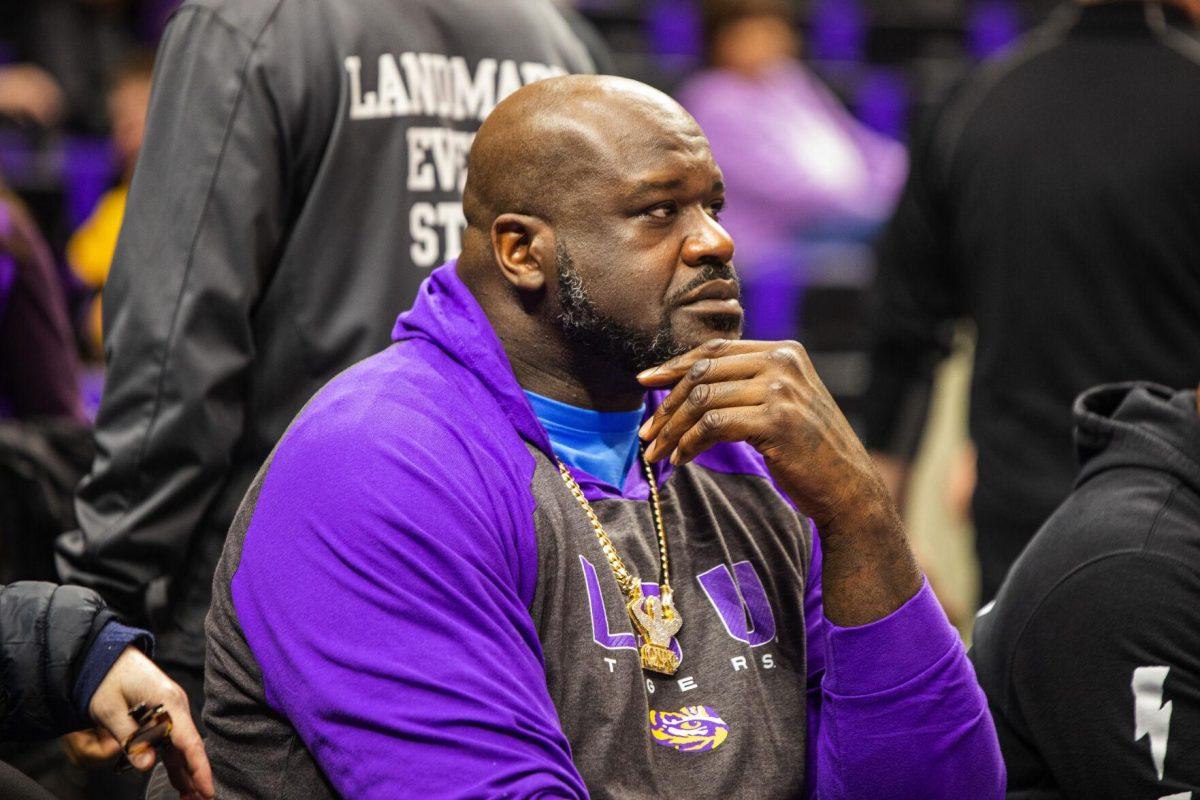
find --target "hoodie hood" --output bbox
[391,261,552,456]
[390,261,673,500]
[1073,382,1200,494]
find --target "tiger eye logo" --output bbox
[648,706,730,752]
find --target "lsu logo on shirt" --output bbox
[649,706,730,752]
[580,555,778,656]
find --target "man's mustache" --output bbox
[666,261,739,307]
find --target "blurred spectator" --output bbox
[677,0,906,339]
[68,52,154,358]
[0,189,82,421]
[0,188,101,798]
[0,182,89,589]
[0,64,65,129]
[864,0,1200,604]
[16,0,146,134]
[55,0,594,728]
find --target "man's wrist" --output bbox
[814,479,922,626]
[807,470,900,542]
[73,621,155,721]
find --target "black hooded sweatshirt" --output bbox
[971,382,1200,799]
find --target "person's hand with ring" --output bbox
[85,646,214,799]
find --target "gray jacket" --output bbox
[56,0,593,670]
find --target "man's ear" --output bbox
[491,213,553,292]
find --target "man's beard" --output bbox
[554,241,741,374]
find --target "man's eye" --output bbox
[644,202,677,219]
[709,201,725,221]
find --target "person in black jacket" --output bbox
[0,581,211,799]
[862,0,1200,604]
[971,382,1200,798]
[54,0,595,716]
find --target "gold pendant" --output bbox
[627,586,682,676]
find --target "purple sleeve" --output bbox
[231,400,588,799]
[804,531,1005,799]
[804,529,826,792]
[807,71,909,221]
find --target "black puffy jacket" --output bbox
[0,581,114,739]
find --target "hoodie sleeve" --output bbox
[228,392,588,799]
[805,532,1005,799]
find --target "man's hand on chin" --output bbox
[637,338,923,626]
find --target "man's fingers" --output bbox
[636,339,769,386]
[89,648,167,771]
[644,379,763,461]
[163,747,200,799]
[90,695,146,768]
[160,684,215,799]
[671,406,762,465]
[639,353,765,446]
[89,647,211,792]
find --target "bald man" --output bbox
[204,76,1004,799]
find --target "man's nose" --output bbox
[681,210,735,267]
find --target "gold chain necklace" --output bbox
[555,448,682,676]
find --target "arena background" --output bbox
[0,0,1070,655]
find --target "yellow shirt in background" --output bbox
[67,184,128,353]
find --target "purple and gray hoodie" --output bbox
[203,262,1003,798]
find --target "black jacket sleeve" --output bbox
[56,5,287,620]
[0,582,114,739]
[861,99,965,457]
[990,555,1200,799]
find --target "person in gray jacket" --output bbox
[55,0,594,710]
